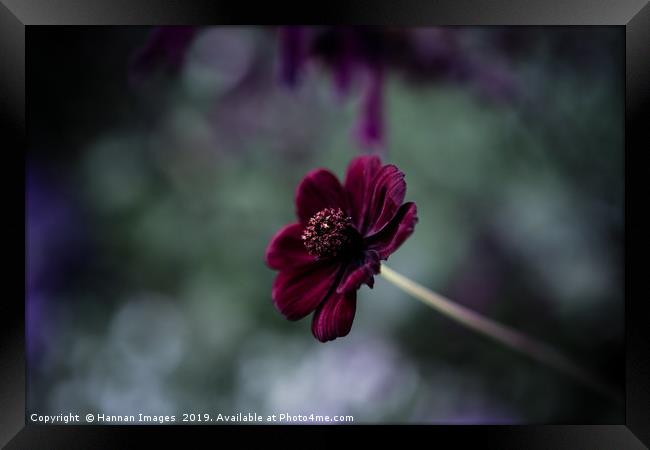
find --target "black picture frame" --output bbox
[1,0,648,447]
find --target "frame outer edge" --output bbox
[0,0,645,447]
[626,1,650,448]
[0,1,26,447]
[0,0,648,25]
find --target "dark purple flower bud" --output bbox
[324,28,359,95]
[279,26,308,87]
[354,65,385,151]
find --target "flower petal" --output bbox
[265,223,313,270]
[272,261,341,321]
[344,155,381,230]
[363,164,407,236]
[365,202,418,259]
[336,250,380,294]
[311,289,357,342]
[295,169,348,224]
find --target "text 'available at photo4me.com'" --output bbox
[30,412,355,424]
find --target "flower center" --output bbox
[302,208,354,258]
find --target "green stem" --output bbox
[379,264,621,403]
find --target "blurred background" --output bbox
[27,26,624,423]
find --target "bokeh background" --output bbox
[27,26,624,423]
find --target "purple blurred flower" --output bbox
[278,27,518,151]
[278,27,393,151]
[403,28,518,101]
[130,26,200,85]
[128,26,518,151]
[27,170,79,292]
[27,167,88,362]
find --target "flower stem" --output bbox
[379,264,622,403]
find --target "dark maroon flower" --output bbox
[265,156,418,342]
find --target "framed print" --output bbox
[1,0,649,447]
